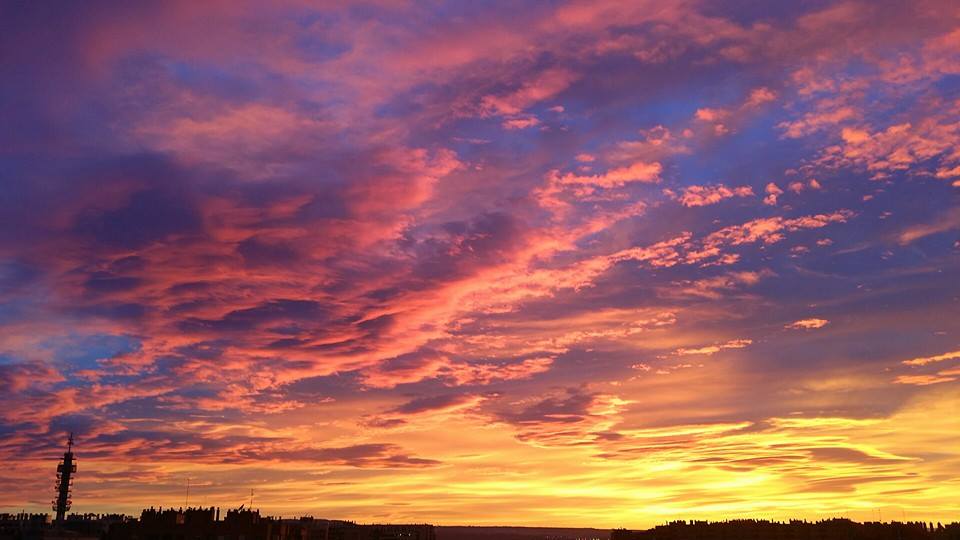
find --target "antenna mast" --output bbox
[52,433,76,524]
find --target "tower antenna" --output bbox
[52,433,77,524]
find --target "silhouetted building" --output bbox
[0,514,51,540]
[52,435,77,524]
[0,512,118,540]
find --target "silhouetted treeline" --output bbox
[0,508,435,540]
[5,513,960,540]
[612,519,960,540]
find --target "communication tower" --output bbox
[52,433,76,524]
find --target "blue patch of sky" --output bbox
[288,11,352,64]
[932,73,960,98]
[164,59,265,103]
[0,259,40,294]
[0,299,34,327]
[670,120,808,191]
[42,333,141,374]
[701,0,834,27]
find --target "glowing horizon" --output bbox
[1,0,959,528]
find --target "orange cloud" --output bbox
[673,339,753,356]
[763,182,784,205]
[785,318,830,330]
[901,349,960,366]
[897,207,960,245]
[893,374,958,386]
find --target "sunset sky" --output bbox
[1,0,960,528]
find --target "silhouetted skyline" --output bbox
[4,510,959,540]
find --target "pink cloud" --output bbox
[825,119,960,180]
[936,165,960,179]
[764,182,784,205]
[700,211,853,248]
[671,270,774,299]
[481,68,577,116]
[501,115,541,130]
[0,362,64,393]
[135,104,337,176]
[675,184,754,207]
[611,126,691,163]
[551,160,662,188]
[745,87,777,107]
[779,106,858,139]
[695,108,730,123]
[345,147,463,214]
